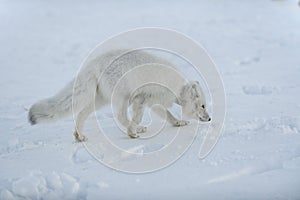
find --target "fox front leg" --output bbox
[128,96,147,138]
[152,106,189,127]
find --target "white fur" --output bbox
[29,50,210,141]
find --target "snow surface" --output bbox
[1,0,300,199]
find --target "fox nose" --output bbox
[208,117,211,121]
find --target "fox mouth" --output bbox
[199,116,211,122]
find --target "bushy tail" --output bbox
[28,81,76,125]
[29,77,98,125]
[28,65,100,125]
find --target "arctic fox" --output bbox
[28,50,211,141]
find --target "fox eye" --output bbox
[201,105,205,109]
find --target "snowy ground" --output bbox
[1,0,300,199]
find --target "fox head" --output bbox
[180,81,211,122]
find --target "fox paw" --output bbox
[128,132,140,138]
[127,125,147,138]
[74,131,88,142]
[136,126,147,133]
[174,120,190,127]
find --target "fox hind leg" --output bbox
[73,91,107,142]
[74,103,94,142]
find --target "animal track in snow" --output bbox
[0,171,83,200]
[242,85,280,95]
[71,147,95,164]
[225,116,300,136]
[236,56,260,66]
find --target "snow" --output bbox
[8,171,82,200]
[1,0,300,199]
